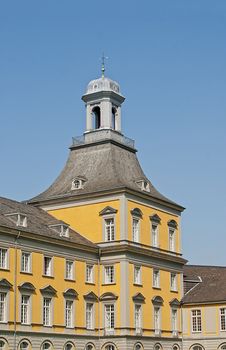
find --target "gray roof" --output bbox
[182,265,226,304]
[0,196,96,248]
[28,136,184,210]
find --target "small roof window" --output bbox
[49,223,69,237]
[4,213,27,227]
[71,177,87,191]
[135,179,150,193]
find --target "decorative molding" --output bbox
[168,220,178,229]
[18,282,35,293]
[130,208,143,218]
[99,206,118,216]
[0,278,13,290]
[169,298,180,307]
[63,288,78,299]
[150,214,161,224]
[83,291,98,302]
[40,285,57,296]
[99,292,118,301]
[132,292,145,303]
[152,295,164,306]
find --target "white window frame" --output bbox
[220,308,226,331]
[151,223,158,248]
[20,294,31,325]
[65,260,74,280]
[43,256,53,277]
[43,297,52,327]
[153,269,160,288]
[104,217,115,242]
[104,303,115,332]
[134,265,141,285]
[86,302,94,329]
[132,217,140,243]
[86,264,94,284]
[154,306,161,335]
[191,309,202,332]
[170,273,177,291]
[65,299,74,328]
[171,308,178,335]
[134,304,142,333]
[169,228,175,252]
[104,266,115,284]
[0,248,8,270]
[0,292,7,323]
[21,252,31,273]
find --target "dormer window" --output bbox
[71,177,86,191]
[5,213,27,227]
[49,224,69,237]
[135,180,150,193]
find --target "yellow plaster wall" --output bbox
[128,200,180,252]
[128,263,181,336]
[48,200,120,243]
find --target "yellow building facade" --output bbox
[1,73,187,350]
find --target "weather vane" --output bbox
[101,53,108,78]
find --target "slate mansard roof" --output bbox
[0,196,96,249]
[28,131,184,211]
[182,265,226,304]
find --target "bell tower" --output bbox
[82,68,125,134]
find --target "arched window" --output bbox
[134,343,143,350]
[0,340,7,350]
[154,344,162,350]
[92,106,101,129]
[41,342,52,350]
[112,107,116,130]
[105,345,115,350]
[173,345,180,350]
[64,343,75,350]
[191,346,203,350]
[85,344,95,350]
[19,341,30,350]
[221,345,226,350]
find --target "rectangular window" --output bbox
[132,218,140,242]
[192,309,202,332]
[153,269,160,288]
[135,304,142,332]
[0,292,6,322]
[43,256,52,276]
[21,252,31,273]
[43,297,51,326]
[134,266,141,285]
[86,303,94,329]
[0,249,8,269]
[105,218,115,241]
[65,260,74,280]
[152,224,158,247]
[172,308,178,333]
[220,308,226,331]
[65,300,73,328]
[170,273,177,291]
[105,304,114,330]
[21,295,30,324]
[104,266,114,284]
[154,306,160,334]
[86,265,94,283]
[169,228,175,252]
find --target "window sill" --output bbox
[42,274,54,279]
[133,283,143,287]
[0,267,9,271]
[170,289,178,293]
[64,278,75,282]
[20,271,32,275]
[102,282,116,286]
[191,331,202,333]
[43,325,53,328]
[153,286,161,290]
[85,282,95,285]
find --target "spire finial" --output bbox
[101,53,108,78]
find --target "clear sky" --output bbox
[0,1,226,265]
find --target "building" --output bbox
[182,265,226,350]
[0,70,196,350]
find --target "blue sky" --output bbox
[0,1,226,265]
